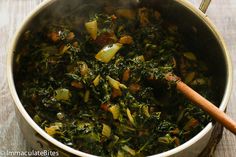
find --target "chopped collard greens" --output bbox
[15,5,216,157]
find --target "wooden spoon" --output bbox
[165,73,236,135]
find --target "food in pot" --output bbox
[14,5,216,157]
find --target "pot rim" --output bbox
[7,0,233,157]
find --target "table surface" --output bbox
[0,0,235,156]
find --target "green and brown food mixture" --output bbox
[15,5,215,157]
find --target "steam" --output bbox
[28,0,140,31]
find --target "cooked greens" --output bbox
[14,6,215,157]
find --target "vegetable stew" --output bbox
[14,4,216,157]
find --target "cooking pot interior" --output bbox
[140,0,228,104]
[15,0,227,105]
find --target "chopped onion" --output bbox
[142,105,150,117]
[117,150,125,157]
[127,108,136,127]
[158,135,175,144]
[121,145,136,156]
[57,112,65,120]
[119,84,128,89]
[109,105,120,120]
[77,61,89,76]
[102,123,111,138]
[107,76,120,90]
[93,75,101,86]
[85,20,98,40]
[95,43,122,63]
[54,88,71,101]
[133,55,145,62]
[183,52,197,60]
[106,76,127,90]
[84,90,90,103]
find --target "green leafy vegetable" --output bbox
[14,3,215,157]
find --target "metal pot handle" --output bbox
[199,0,211,13]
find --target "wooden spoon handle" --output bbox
[166,73,236,135]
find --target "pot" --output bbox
[7,0,233,156]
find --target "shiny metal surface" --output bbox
[199,0,211,13]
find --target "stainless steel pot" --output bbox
[7,0,233,156]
